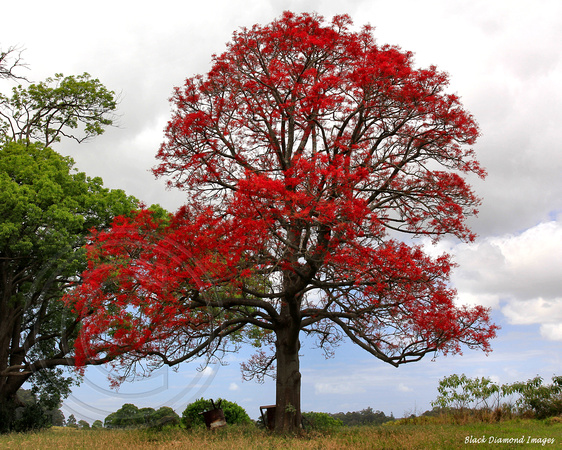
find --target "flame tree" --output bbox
[66,12,497,433]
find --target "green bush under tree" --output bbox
[302,412,343,431]
[0,388,65,432]
[181,398,252,428]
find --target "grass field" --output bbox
[0,419,560,449]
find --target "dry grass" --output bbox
[0,419,560,449]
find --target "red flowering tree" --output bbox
[66,12,497,433]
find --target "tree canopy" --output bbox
[0,140,139,431]
[0,73,117,147]
[0,42,141,432]
[104,404,180,429]
[66,12,497,433]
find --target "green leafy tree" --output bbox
[432,373,511,413]
[0,141,139,432]
[104,404,156,429]
[104,404,139,428]
[46,408,64,426]
[103,404,180,429]
[91,419,103,429]
[0,388,63,432]
[0,54,139,433]
[181,398,252,428]
[66,414,77,428]
[510,375,562,419]
[0,73,117,147]
[432,373,562,420]
[330,407,394,426]
[149,406,181,429]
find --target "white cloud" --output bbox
[201,366,215,376]
[427,221,562,340]
[453,238,560,302]
[502,298,562,326]
[455,292,501,309]
[314,381,366,395]
[229,383,240,391]
[398,383,413,393]
[540,324,562,341]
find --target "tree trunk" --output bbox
[274,311,302,433]
[0,390,20,432]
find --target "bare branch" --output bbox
[0,45,29,81]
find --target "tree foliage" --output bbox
[181,398,252,428]
[66,12,497,433]
[0,388,63,432]
[0,73,117,147]
[432,373,507,411]
[329,407,394,427]
[104,404,180,429]
[0,141,139,432]
[302,411,343,431]
[432,373,562,420]
[66,414,77,428]
[0,43,138,434]
[510,375,562,419]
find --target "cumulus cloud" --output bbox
[200,366,215,376]
[428,221,562,340]
[540,324,562,341]
[314,381,366,395]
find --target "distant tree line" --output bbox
[99,400,394,431]
[104,404,180,429]
[328,407,395,427]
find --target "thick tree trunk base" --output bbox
[274,324,302,433]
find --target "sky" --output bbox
[2,0,561,423]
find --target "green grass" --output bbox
[0,419,560,449]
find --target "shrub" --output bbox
[13,403,51,431]
[432,373,562,421]
[181,398,252,428]
[0,389,64,433]
[302,412,343,431]
[432,374,505,412]
[511,376,562,419]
